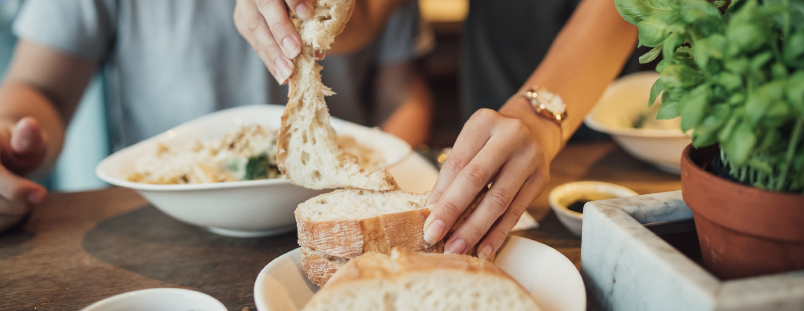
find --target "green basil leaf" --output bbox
[727,123,757,166]
[694,104,731,144]
[718,109,741,143]
[660,64,704,88]
[640,46,663,64]
[745,80,786,124]
[787,70,804,113]
[692,34,726,69]
[727,22,765,55]
[728,93,746,106]
[761,102,792,128]
[637,15,671,47]
[724,56,750,74]
[615,0,673,25]
[783,30,804,67]
[649,78,664,107]
[751,51,774,71]
[662,32,683,59]
[714,72,743,91]
[772,62,788,79]
[679,84,711,131]
[657,99,680,119]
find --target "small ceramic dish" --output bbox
[81,288,226,311]
[549,181,639,237]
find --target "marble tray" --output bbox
[581,191,804,311]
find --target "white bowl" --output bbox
[96,105,416,238]
[81,288,226,311]
[584,71,691,173]
[548,181,638,237]
[254,236,586,311]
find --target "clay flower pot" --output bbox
[681,144,804,279]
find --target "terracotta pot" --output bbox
[681,144,804,279]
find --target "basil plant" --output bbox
[616,0,804,193]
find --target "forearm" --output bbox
[0,82,66,176]
[381,75,432,146]
[499,0,638,161]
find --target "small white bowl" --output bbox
[96,105,415,238]
[548,181,638,237]
[81,288,226,311]
[584,71,691,174]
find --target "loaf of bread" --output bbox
[277,0,399,191]
[296,188,490,286]
[301,247,542,311]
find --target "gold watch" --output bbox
[520,87,567,143]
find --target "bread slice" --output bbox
[277,0,399,191]
[301,248,542,311]
[296,188,491,286]
[296,189,436,258]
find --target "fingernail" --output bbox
[274,58,293,84]
[296,3,312,19]
[423,219,444,245]
[282,36,300,58]
[444,239,466,255]
[28,191,44,204]
[478,244,493,260]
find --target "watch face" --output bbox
[538,91,565,114]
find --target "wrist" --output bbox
[499,96,563,163]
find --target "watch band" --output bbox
[520,87,568,145]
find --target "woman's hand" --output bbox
[234,0,310,84]
[423,98,562,260]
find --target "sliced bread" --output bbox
[277,0,399,191]
[301,247,542,311]
[296,187,490,286]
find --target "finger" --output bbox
[443,155,535,255]
[0,164,47,205]
[10,117,45,157]
[238,0,294,83]
[476,170,549,260]
[286,0,313,19]
[426,109,498,207]
[423,134,513,246]
[256,0,302,59]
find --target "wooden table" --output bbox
[0,142,681,311]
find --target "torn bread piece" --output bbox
[277,0,399,191]
[301,247,542,311]
[296,188,491,286]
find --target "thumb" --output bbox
[0,163,47,205]
[10,117,46,157]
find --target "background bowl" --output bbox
[549,181,638,237]
[584,71,691,174]
[96,105,416,238]
[81,288,226,311]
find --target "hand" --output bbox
[0,117,48,228]
[234,0,312,84]
[423,101,561,260]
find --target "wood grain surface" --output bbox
[0,142,681,310]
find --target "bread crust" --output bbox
[300,246,347,287]
[296,204,435,259]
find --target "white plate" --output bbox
[95,105,432,237]
[253,236,586,311]
[81,288,226,311]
